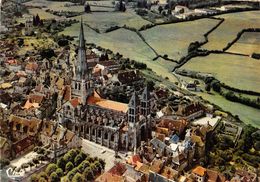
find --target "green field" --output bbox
[202,11,260,51]
[228,32,260,55]
[72,9,151,33]
[141,18,220,60]
[28,8,59,19]
[197,91,260,128]
[182,53,260,93]
[60,23,179,82]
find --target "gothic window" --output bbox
[92,129,95,136]
[16,123,21,131]
[81,126,84,132]
[86,127,89,134]
[104,132,108,140]
[23,126,28,133]
[98,130,102,138]
[111,134,115,142]
[75,108,78,116]
[75,82,77,89]
[79,84,81,90]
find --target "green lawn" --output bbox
[202,11,260,51]
[141,18,220,60]
[182,53,260,93]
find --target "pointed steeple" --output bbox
[141,86,150,101]
[129,91,139,108]
[79,17,86,49]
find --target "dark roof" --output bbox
[117,70,142,84]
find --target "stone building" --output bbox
[57,20,152,152]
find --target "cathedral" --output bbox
[56,21,152,152]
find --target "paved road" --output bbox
[81,139,123,171]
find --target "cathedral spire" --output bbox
[79,17,86,50]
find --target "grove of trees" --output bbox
[30,149,105,182]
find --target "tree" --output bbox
[66,161,74,172]
[56,168,64,178]
[50,172,59,182]
[83,167,94,181]
[158,6,163,14]
[0,158,10,169]
[85,3,91,13]
[205,83,211,92]
[46,163,58,176]
[39,154,46,162]
[32,158,39,167]
[30,174,39,182]
[28,161,34,170]
[38,177,47,182]
[74,154,83,166]
[72,172,84,182]
[38,171,48,180]
[67,168,78,181]
[57,157,66,171]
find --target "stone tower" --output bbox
[71,19,92,105]
[140,86,150,116]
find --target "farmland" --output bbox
[60,23,179,82]
[182,53,260,93]
[228,32,260,55]
[197,91,260,128]
[141,18,220,60]
[28,8,59,19]
[202,11,260,51]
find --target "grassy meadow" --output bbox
[141,18,220,61]
[228,32,260,55]
[182,53,260,93]
[202,11,260,51]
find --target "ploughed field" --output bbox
[228,32,260,55]
[202,11,260,51]
[181,53,260,93]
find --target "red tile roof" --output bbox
[108,163,127,176]
[70,98,81,108]
[192,166,206,177]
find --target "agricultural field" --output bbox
[197,91,260,128]
[182,53,260,93]
[141,18,220,61]
[202,11,260,51]
[28,8,60,19]
[60,23,179,82]
[228,32,260,55]
[72,9,151,33]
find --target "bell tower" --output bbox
[71,18,93,105]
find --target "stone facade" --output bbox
[57,20,152,152]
